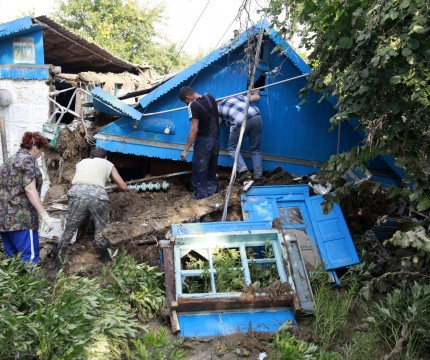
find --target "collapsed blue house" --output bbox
[90,21,402,337]
[93,20,400,185]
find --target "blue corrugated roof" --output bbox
[139,20,311,111]
[0,16,42,40]
[91,87,143,121]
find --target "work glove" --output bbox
[38,210,54,232]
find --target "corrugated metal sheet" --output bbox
[0,17,41,40]
[91,87,143,121]
[138,19,310,111]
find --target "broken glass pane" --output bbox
[278,207,286,225]
[211,247,244,292]
[286,207,304,224]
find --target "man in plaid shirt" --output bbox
[218,90,263,182]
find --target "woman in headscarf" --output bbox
[0,131,53,265]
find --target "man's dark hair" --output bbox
[179,86,196,102]
[90,148,108,159]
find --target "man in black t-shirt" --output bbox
[179,86,220,199]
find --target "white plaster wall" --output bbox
[0,79,51,198]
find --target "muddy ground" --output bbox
[37,159,399,359]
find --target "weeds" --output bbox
[342,331,379,360]
[311,267,358,349]
[365,281,430,359]
[37,272,142,359]
[270,322,341,360]
[124,328,186,360]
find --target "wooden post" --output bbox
[161,241,180,334]
[74,86,83,120]
[0,115,8,162]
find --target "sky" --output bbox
[0,0,265,56]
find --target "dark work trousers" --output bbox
[192,134,220,199]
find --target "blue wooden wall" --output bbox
[0,16,48,80]
[96,23,395,178]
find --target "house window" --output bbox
[174,230,292,298]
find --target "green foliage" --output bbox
[365,281,430,359]
[53,0,193,74]
[263,0,430,213]
[247,241,280,288]
[38,272,141,359]
[103,249,165,321]
[311,268,358,349]
[385,226,430,252]
[212,247,245,292]
[0,255,49,358]
[0,252,167,359]
[249,261,280,288]
[0,254,141,359]
[270,322,341,360]
[124,328,186,360]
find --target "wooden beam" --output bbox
[162,245,176,312]
[177,294,294,312]
[170,310,180,334]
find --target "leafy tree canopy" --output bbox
[263,0,430,213]
[53,0,192,74]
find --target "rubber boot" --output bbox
[96,244,111,263]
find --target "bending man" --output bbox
[56,148,127,263]
[218,90,263,182]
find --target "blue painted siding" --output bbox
[0,17,46,79]
[0,66,50,80]
[0,20,44,66]
[178,309,296,337]
[96,21,400,181]
[0,17,33,39]
[98,33,362,172]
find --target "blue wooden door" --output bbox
[241,186,359,271]
[305,195,359,270]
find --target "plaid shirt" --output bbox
[217,94,260,128]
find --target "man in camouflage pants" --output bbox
[55,148,128,265]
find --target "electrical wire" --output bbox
[140,0,213,115]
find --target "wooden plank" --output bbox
[292,293,301,319]
[170,310,180,334]
[177,294,294,312]
[162,246,175,312]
